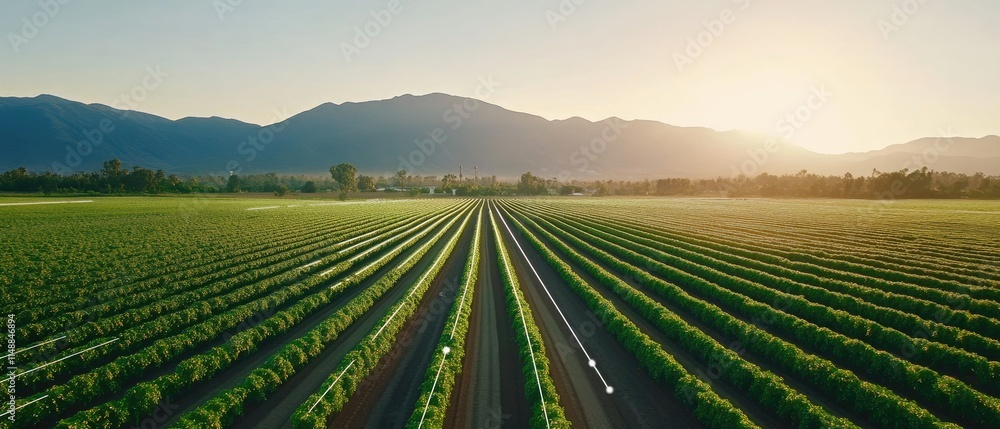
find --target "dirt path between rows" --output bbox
[447,211,531,429]
[494,203,703,428]
[516,204,873,428]
[327,215,474,428]
[161,216,465,429]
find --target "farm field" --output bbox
[1,196,999,428]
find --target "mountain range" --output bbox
[1,93,998,179]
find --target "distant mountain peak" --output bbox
[1,93,997,177]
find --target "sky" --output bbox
[1,0,998,154]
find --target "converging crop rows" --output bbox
[1,197,997,428]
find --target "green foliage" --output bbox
[503,203,843,429]
[357,175,375,192]
[329,163,359,192]
[5,196,998,429]
[503,199,976,428]
[405,204,483,429]
[290,206,475,428]
[488,206,571,429]
[7,201,467,428]
[517,172,548,196]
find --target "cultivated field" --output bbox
[1,196,998,428]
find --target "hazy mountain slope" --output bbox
[1,93,998,177]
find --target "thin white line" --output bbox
[491,203,551,429]
[449,208,483,338]
[449,275,472,338]
[340,212,445,262]
[338,211,447,256]
[307,360,356,414]
[330,227,428,287]
[1,338,119,383]
[299,260,322,269]
[330,226,425,289]
[419,204,481,427]
[246,206,280,211]
[370,211,466,341]
[496,203,614,394]
[0,395,49,418]
[330,207,460,289]
[417,349,450,429]
[1,336,66,359]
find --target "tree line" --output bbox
[2,159,999,199]
[564,168,1000,199]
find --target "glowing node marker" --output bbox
[588,359,596,368]
[443,346,451,355]
[606,386,615,395]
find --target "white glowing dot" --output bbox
[606,386,615,394]
[588,359,596,368]
[443,347,451,355]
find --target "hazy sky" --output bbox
[1,0,998,153]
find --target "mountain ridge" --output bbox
[1,93,998,178]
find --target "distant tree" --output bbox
[274,184,289,197]
[124,166,157,193]
[301,181,317,193]
[395,169,408,188]
[102,159,123,177]
[338,191,348,201]
[358,175,375,192]
[595,182,609,197]
[517,172,547,195]
[329,163,359,192]
[226,174,240,193]
[442,173,458,190]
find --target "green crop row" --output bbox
[289,205,475,428]
[5,202,471,429]
[533,202,1000,339]
[404,204,483,429]
[488,204,571,429]
[640,210,1000,299]
[19,207,417,340]
[17,207,403,328]
[513,204,959,429]
[497,204,769,428]
[522,209,1000,426]
[524,204,1000,390]
[15,206,456,396]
